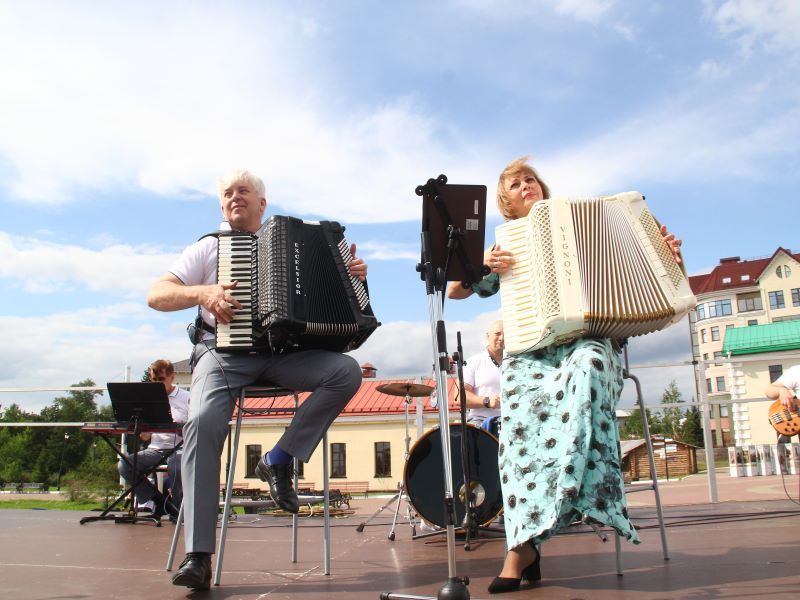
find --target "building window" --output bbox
[768,365,783,383]
[245,444,262,478]
[706,378,712,393]
[713,351,723,366]
[720,404,729,417]
[331,443,346,478]
[741,274,750,281]
[774,314,800,322]
[726,323,734,331]
[716,376,726,392]
[710,326,720,341]
[776,265,792,278]
[722,276,731,284]
[702,353,709,362]
[296,460,304,478]
[701,329,707,343]
[737,294,763,312]
[769,290,785,310]
[792,288,800,307]
[747,319,758,326]
[696,299,733,321]
[374,442,391,478]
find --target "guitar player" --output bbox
[765,364,800,443]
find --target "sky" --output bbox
[1,0,798,413]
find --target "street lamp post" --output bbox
[57,432,70,490]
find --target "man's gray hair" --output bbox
[217,169,266,200]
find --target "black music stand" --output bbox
[423,180,501,545]
[382,175,487,600]
[80,383,178,526]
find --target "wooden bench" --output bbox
[330,480,369,499]
[219,482,264,498]
[21,483,47,493]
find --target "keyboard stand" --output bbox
[80,417,180,526]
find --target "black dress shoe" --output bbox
[171,552,211,590]
[487,542,541,594]
[255,457,300,513]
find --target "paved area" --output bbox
[0,471,798,599]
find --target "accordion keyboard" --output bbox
[216,233,259,350]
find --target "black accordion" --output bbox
[215,216,380,353]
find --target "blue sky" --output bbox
[1,0,798,411]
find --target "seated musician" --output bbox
[461,319,503,429]
[765,364,800,443]
[117,359,188,520]
[447,156,684,594]
[147,169,367,590]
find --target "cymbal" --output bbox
[376,382,434,397]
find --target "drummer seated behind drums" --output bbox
[461,320,503,429]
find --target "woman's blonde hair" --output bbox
[496,155,551,220]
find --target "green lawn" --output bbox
[0,498,99,511]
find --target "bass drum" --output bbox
[404,423,503,529]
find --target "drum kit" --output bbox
[356,380,502,540]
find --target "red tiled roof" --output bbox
[689,247,799,296]
[238,377,462,418]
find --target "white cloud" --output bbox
[451,0,615,23]
[552,0,615,22]
[0,232,177,298]
[0,304,193,411]
[540,87,800,198]
[709,0,800,57]
[349,310,502,377]
[358,240,419,262]
[695,59,731,81]
[0,4,479,224]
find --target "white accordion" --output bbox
[496,191,696,355]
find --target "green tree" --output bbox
[619,407,660,439]
[0,380,115,489]
[681,405,704,447]
[1,403,38,422]
[659,381,685,441]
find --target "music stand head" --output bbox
[418,178,488,285]
[107,382,174,425]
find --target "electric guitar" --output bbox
[767,398,800,437]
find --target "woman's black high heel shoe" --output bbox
[487,542,541,594]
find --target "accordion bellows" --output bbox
[496,192,696,355]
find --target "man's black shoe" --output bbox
[171,552,211,590]
[254,457,299,513]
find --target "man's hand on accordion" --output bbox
[348,243,368,282]
[201,281,243,325]
[659,224,683,265]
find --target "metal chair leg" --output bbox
[214,405,244,586]
[323,430,330,575]
[165,502,184,571]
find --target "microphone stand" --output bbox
[452,333,477,550]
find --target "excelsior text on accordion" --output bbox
[496,192,696,354]
[216,215,379,353]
